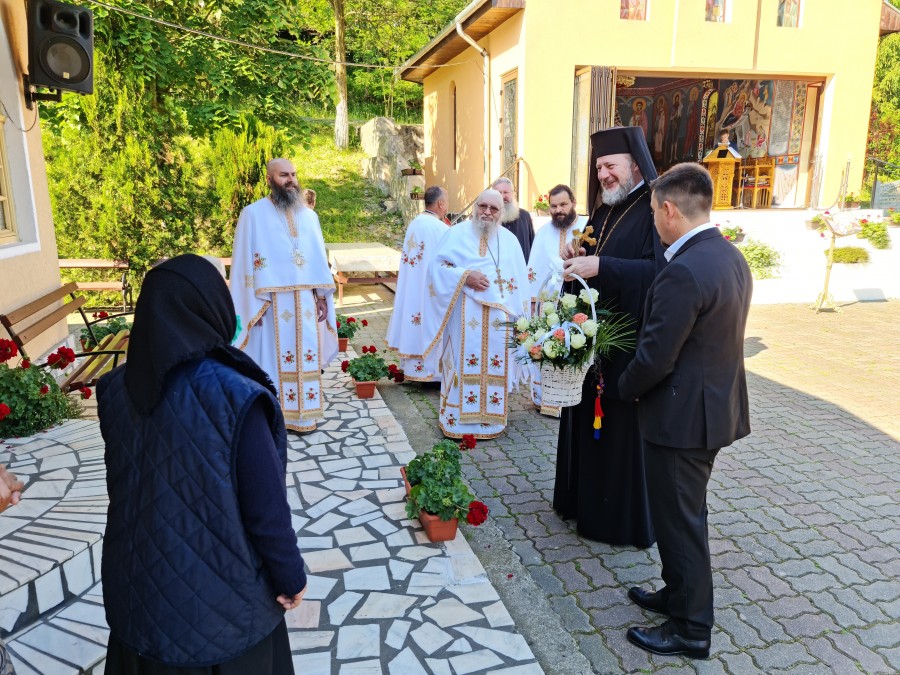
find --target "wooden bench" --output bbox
[0,282,130,392]
[59,259,133,310]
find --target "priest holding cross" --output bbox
[422,189,528,439]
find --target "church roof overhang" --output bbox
[398,0,525,83]
[881,0,900,36]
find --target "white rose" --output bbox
[547,313,560,327]
[542,302,555,315]
[570,333,586,349]
[561,293,577,308]
[581,320,598,337]
[578,289,592,304]
[534,329,546,340]
[542,341,556,357]
[515,316,529,332]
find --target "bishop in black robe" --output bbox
[553,127,663,548]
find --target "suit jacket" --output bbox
[618,228,752,450]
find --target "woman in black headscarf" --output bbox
[98,255,305,675]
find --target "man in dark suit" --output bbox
[618,162,752,659]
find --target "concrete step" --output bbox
[0,420,107,643]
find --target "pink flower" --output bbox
[553,329,566,340]
[572,313,588,325]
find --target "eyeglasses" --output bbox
[476,203,500,214]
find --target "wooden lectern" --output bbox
[703,144,742,210]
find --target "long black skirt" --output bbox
[104,618,293,675]
[554,392,655,548]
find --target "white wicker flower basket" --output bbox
[540,359,592,407]
[536,273,596,407]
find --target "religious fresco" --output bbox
[706,0,726,22]
[777,0,801,27]
[620,0,647,20]
[713,79,773,158]
[618,81,709,168]
[616,76,811,195]
[617,97,652,143]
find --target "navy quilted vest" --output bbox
[99,358,288,667]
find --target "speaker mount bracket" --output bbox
[23,74,63,110]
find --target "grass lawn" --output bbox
[296,125,405,247]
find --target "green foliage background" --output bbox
[43,0,468,286]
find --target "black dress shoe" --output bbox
[628,586,669,615]
[626,622,710,660]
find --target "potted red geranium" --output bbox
[403,435,488,542]
[341,345,403,398]
[336,314,368,352]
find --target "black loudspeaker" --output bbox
[27,0,93,95]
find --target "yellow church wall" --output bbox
[421,0,883,212]
[0,0,66,358]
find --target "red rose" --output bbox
[99,311,109,319]
[393,372,404,383]
[388,364,398,373]
[40,385,49,395]
[466,500,489,526]
[47,352,61,366]
[336,320,341,328]
[20,360,30,369]
[341,360,349,372]
[362,319,368,327]
[461,434,477,450]
[361,346,369,354]
[81,387,92,399]
[368,346,377,353]
[0,403,10,420]
[348,317,356,323]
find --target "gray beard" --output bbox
[473,215,500,238]
[552,209,578,230]
[601,174,636,206]
[271,185,301,210]
[501,200,519,223]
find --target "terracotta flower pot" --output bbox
[419,510,458,542]
[400,466,412,496]
[354,380,377,398]
[338,337,349,352]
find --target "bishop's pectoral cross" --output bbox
[293,250,306,268]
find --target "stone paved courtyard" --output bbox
[356,287,900,674]
[2,283,898,674]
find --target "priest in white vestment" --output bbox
[422,189,528,439]
[231,159,338,432]
[526,185,586,417]
[385,186,450,382]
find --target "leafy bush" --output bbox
[405,436,488,524]
[737,239,781,279]
[856,220,891,249]
[80,314,132,350]
[828,247,870,264]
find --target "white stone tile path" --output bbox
[0,354,542,674]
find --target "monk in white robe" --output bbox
[422,189,528,439]
[385,187,450,382]
[231,159,338,432]
[525,186,586,417]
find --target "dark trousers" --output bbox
[643,440,719,640]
